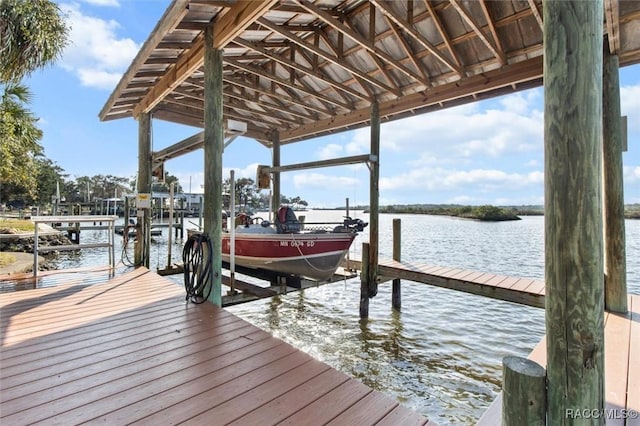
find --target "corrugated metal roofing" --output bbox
[100,0,640,146]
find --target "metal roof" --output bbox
[100,0,640,146]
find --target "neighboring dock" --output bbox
[477,294,639,425]
[0,267,432,425]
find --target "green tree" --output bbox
[0,0,69,201]
[0,0,69,82]
[0,83,42,195]
[152,172,183,194]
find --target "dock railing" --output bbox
[31,215,118,277]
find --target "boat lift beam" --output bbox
[261,154,375,174]
[151,120,246,171]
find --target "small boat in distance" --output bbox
[191,207,367,282]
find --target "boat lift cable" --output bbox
[182,232,213,304]
[120,223,147,267]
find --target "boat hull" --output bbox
[221,232,355,281]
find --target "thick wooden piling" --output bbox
[543,0,605,422]
[203,23,223,306]
[272,131,281,216]
[392,218,401,310]
[367,101,380,299]
[136,112,152,267]
[502,356,546,425]
[603,47,627,314]
[360,242,370,318]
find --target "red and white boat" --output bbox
[221,207,366,282]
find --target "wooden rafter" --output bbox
[225,57,351,111]
[604,0,620,53]
[479,0,504,57]
[234,37,369,101]
[369,0,462,75]
[280,56,542,142]
[220,76,327,118]
[449,0,505,65]
[527,0,544,31]
[257,17,401,96]
[342,17,400,92]
[132,0,277,118]
[384,17,429,83]
[296,0,427,88]
[315,30,372,97]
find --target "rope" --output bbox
[289,232,341,275]
[182,232,213,304]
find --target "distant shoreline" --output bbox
[317,204,640,220]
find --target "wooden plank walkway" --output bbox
[0,267,432,425]
[344,258,545,308]
[477,294,640,425]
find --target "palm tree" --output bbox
[0,0,69,82]
[0,0,69,202]
[0,83,42,196]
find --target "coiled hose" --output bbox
[182,232,213,304]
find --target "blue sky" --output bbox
[25,0,640,208]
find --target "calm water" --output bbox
[11,211,640,424]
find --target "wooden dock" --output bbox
[477,294,639,425]
[0,267,432,425]
[344,258,545,308]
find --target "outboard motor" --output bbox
[275,206,301,233]
[333,217,368,233]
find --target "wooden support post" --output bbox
[136,112,152,267]
[360,242,370,318]
[502,356,546,425]
[544,0,605,422]
[203,24,223,306]
[603,48,628,313]
[367,101,380,299]
[392,218,401,310]
[272,130,281,216]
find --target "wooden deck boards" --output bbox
[477,294,640,425]
[345,258,546,308]
[0,268,429,425]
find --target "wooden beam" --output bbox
[296,0,428,88]
[234,38,369,101]
[280,56,542,141]
[421,0,462,69]
[604,0,620,54]
[370,0,462,75]
[449,0,505,65]
[366,101,380,310]
[544,0,604,421]
[603,50,627,313]
[132,0,277,118]
[262,154,372,173]
[136,112,152,267]
[225,57,352,111]
[203,24,224,307]
[99,0,190,121]
[528,0,544,30]
[221,76,327,118]
[257,17,402,96]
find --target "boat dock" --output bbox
[0,267,432,425]
[477,294,639,425]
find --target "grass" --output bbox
[0,252,17,268]
[0,218,35,233]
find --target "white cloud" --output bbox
[625,165,640,184]
[292,173,359,190]
[59,3,140,90]
[379,167,543,193]
[317,143,344,160]
[621,84,640,132]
